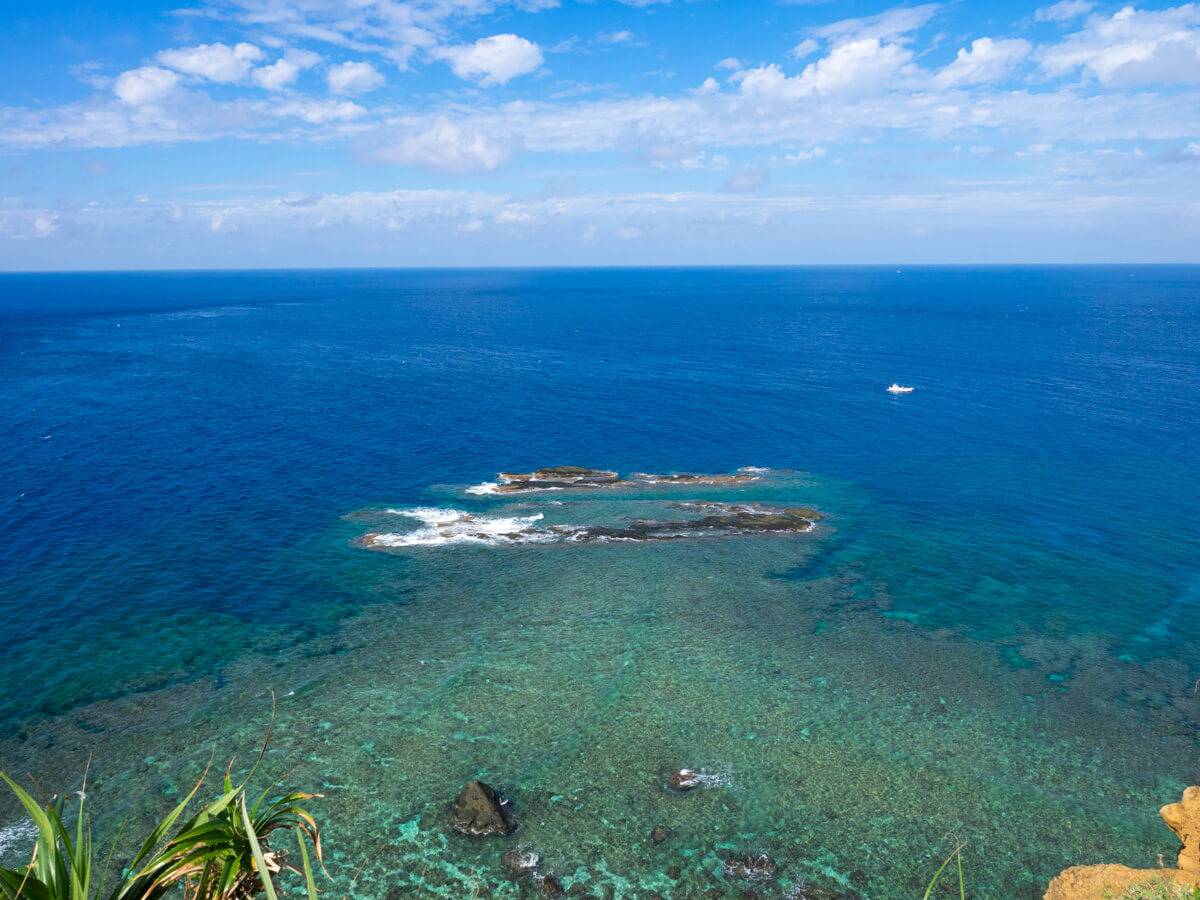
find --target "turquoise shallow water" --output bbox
[1,268,1199,898]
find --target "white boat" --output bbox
[887,383,914,393]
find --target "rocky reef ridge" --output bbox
[358,501,821,550]
[475,465,764,494]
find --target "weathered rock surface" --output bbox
[667,769,701,791]
[536,874,565,898]
[567,506,815,543]
[449,780,515,836]
[723,854,777,882]
[1161,785,1200,872]
[650,826,670,844]
[500,849,539,877]
[1044,865,1198,900]
[629,472,760,486]
[493,467,628,492]
[483,466,769,493]
[1045,786,1200,899]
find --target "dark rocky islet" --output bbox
[449,780,516,836]
[481,466,765,494]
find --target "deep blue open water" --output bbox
[1,267,1198,898]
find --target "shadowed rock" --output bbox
[537,874,565,898]
[650,826,670,843]
[667,769,701,791]
[501,849,539,878]
[449,780,515,836]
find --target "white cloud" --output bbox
[936,37,1032,87]
[113,66,182,106]
[715,57,742,70]
[813,4,939,44]
[722,164,770,192]
[739,39,916,101]
[33,216,58,237]
[1035,1,1095,23]
[273,98,365,123]
[253,59,302,90]
[693,77,720,95]
[327,61,385,94]
[252,51,321,91]
[616,226,640,239]
[772,147,828,164]
[495,208,533,224]
[598,30,635,44]
[435,34,543,86]
[790,38,821,60]
[1041,5,1200,85]
[157,42,263,83]
[368,117,511,171]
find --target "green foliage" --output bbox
[1114,877,1200,900]
[922,839,966,900]
[0,724,324,900]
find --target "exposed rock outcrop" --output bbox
[667,769,701,791]
[501,849,539,877]
[1044,787,1200,899]
[449,780,515,836]
[1044,865,1197,900]
[1161,786,1200,872]
[493,467,630,492]
[478,466,767,494]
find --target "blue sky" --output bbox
[2,0,1200,268]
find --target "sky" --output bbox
[2,0,1200,268]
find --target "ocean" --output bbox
[1,266,1198,898]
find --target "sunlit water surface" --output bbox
[1,267,1198,899]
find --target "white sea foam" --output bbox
[738,466,772,473]
[674,767,732,789]
[366,508,548,547]
[0,819,38,860]
[465,482,500,495]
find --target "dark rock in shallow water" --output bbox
[667,769,701,791]
[449,780,515,836]
[650,825,671,843]
[500,849,539,877]
[723,854,778,882]
[783,506,823,520]
[536,874,565,898]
